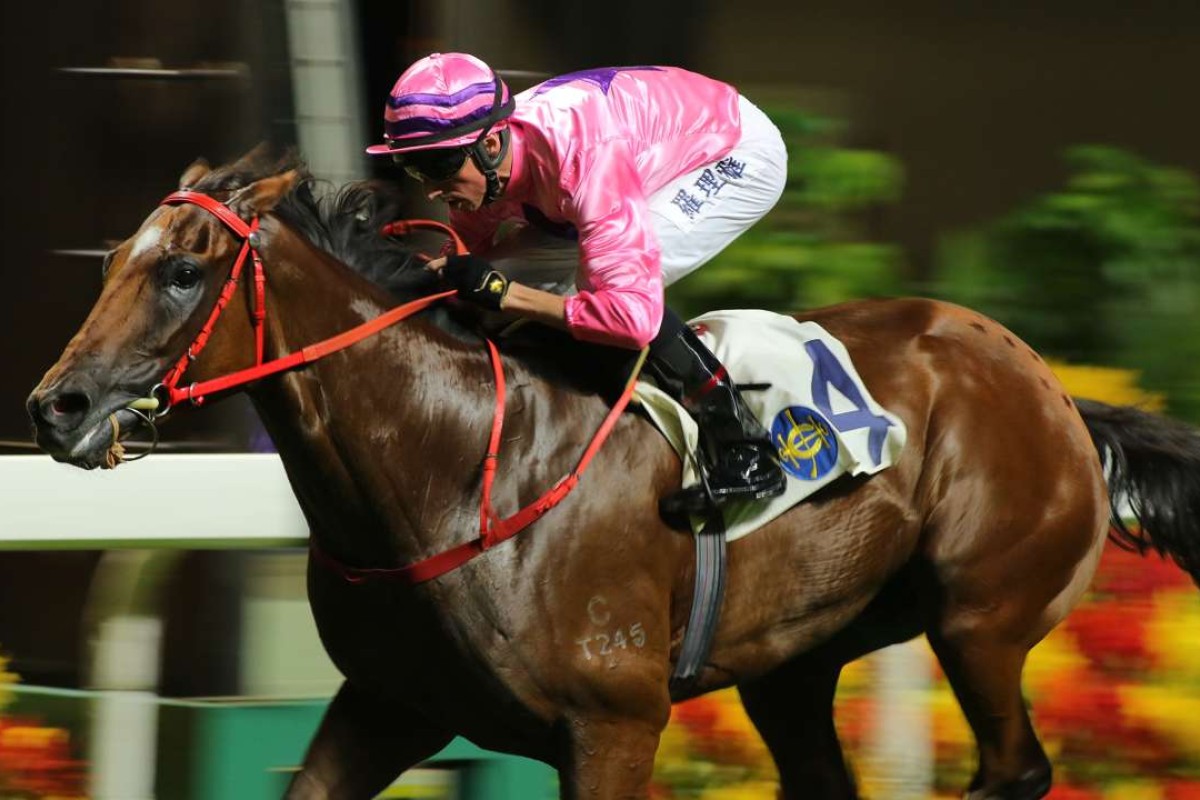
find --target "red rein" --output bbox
[156,190,642,584]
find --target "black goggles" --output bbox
[391,147,470,182]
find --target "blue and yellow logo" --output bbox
[772,406,839,480]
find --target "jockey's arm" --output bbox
[558,140,664,350]
[426,254,652,350]
[500,281,568,330]
[425,256,567,330]
[434,142,663,349]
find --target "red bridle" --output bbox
[142,189,643,585]
[149,190,461,412]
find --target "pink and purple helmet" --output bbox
[365,52,514,157]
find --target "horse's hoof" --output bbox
[965,764,1052,800]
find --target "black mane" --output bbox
[274,178,441,297]
[192,145,437,297]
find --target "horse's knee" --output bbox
[283,769,330,800]
[558,715,663,799]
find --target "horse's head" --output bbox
[28,149,299,468]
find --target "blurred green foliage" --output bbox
[666,107,906,319]
[934,146,1200,421]
[663,105,1200,420]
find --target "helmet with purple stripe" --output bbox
[366,53,514,203]
[366,52,513,155]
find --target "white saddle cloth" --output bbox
[635,309,908,541]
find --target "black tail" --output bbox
[1075,398,1200,586]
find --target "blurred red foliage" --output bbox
[0,715,86,798]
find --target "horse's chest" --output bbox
[309,577,550,741]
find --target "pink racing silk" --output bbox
[449,66,742,349]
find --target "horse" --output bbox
[26,145,1200,800]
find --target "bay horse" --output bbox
[27,147,1200,800]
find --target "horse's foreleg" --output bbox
[284,680,454,800]
[738,655,857,799]
[557,715,663,800]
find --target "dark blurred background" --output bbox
[1,2,1198,796]
[4,0,1200,449]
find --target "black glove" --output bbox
[442,254,509,311]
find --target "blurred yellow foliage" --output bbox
[1144,590,1200,682]
[1046,361,1165,410]
[0,648,16,710]
[838,654,873,693]
[709,691,775,773]
[0,726,70,749]
[1103,780,1165,800]
[927,684,972,751]
[699,782,780,800]
[1025,628,1090,699]
[655,711,692,768]
[1119,685,1200,760]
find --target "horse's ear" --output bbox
[178,158,211,190]
[227,170,300,218]
[229,142,275,175]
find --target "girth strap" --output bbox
[669,507,729,696]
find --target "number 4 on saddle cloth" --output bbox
[636,309,908,540]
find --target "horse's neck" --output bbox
[246,230,501,566]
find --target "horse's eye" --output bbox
[100,251,115,279]
[170,264,202,291]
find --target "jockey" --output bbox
[366,52,788,515]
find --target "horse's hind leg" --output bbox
[285,680,453,799]
[927,625,1051,799]
[737,655,856,799]
[927,495,1103,799]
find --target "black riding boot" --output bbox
[648,310,786,516]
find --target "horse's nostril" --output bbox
[52,393,90,417]
[36,389,93,432]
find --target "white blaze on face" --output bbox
[129,222,165,260]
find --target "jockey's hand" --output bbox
[440,254,509,311]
